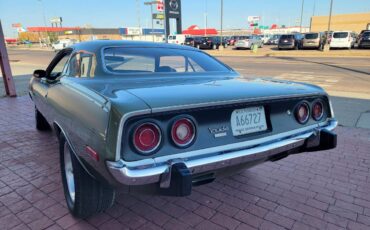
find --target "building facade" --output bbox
[310,12,370,33]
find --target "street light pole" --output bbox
[136,0,142,40]
[324,0,334,51]
[219,0,224,50]
[299,0,304,33]
[144,1,158,42]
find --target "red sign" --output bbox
[157,0,164,11]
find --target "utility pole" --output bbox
[299,0,304,33]
[0,20,17,97]
[219,0,224,50]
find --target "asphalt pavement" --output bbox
[1,48,370,129]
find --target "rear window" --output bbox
[305,33,318,39]
[280,35,294,39]
[333,32,349,38]
[103,47,230,74]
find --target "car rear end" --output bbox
[99,45,337,197]
[358,31,370,48]
[168,35,178,44]
[302,33,320,49]
[235,36,252,49]
[184,37,195,47]
[278,35,295,49]
[198,37,214,49]
[107,90,337,196]
[330,32,351,48]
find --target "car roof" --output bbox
[71,40,197,53]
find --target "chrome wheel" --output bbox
[64,142,75,203]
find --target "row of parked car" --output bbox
[274,30,370,50]
[176,30,370,51]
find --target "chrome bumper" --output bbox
[107,119,337,187]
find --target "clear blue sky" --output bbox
[1,0,370,37]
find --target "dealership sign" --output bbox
[247,16,260,22]
[125,27,142,35]
[152,13,164,20]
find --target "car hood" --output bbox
[81,74,326,111]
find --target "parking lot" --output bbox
[1,47,370,229]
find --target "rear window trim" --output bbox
[100,46,233,76]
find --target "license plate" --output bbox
[284,40,288,43]
[230,106,267,136]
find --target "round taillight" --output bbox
[312,101,324,121]
[295,103,310,124]
[133,123,161,154]
[171,118,196,147]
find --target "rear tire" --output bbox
[60,134,115,218]
[35,107,51,131]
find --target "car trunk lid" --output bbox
[108,76,325,110]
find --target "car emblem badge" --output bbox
[209,126,229,138]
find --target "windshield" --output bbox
[185,37,194,42]
[362,32,370,36]
[103,47,230,74]
[280,35,294,39]
[305,33,319,39]
[333,32,349,38]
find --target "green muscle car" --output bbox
[29,40,337,218]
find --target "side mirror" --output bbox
[33,69,46,79]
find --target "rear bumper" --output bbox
[302,43,320,48]
[107,119,337,191]
[359,41,370,47]
[278,43,295,49]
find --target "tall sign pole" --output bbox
[164,0,182,38]
[0,20,16,97]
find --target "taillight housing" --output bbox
[133,122,161,155]
[295,102,310,124]
[171,118,196,147]
[312,101,324,121]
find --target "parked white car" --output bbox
[330,31,356,49]
[168,34,189,45]
[235,35,263,49]
[260,34,272,44]
[52,39,78,51]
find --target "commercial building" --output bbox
[310,12,370,33]
[18,27,165,43]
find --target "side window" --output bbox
[66,54,80,77]
[80,54,93,78]
[65,52,95,78]
[50,54,70,78]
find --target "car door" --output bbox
[32,50,71,119]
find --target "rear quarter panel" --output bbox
[46,77,113,181]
